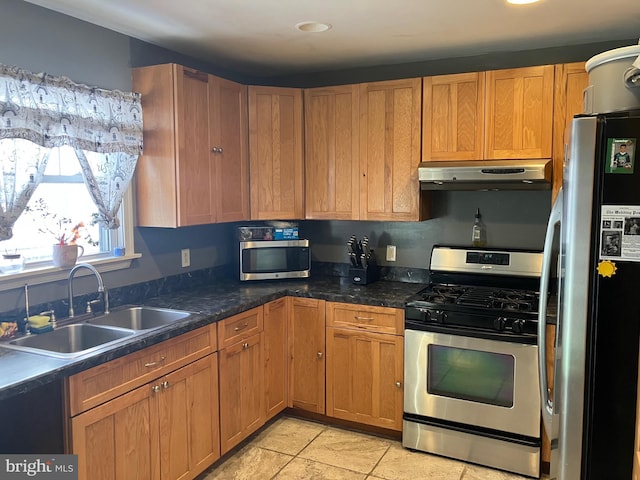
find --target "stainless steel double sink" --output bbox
[2,306,194,359]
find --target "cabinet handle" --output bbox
[354,316,375,321]
[161,380,170,389]
[144,356,166,368]
[396,382,402,388]
[211,147,224,153]
[317,352,323,359]
[152,385,161,393]
[234,323,249,332]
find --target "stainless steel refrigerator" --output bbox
[538,111,640,479]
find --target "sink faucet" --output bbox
[68,263,110,318]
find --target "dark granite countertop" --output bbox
[0,276,425,401]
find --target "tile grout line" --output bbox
[366,443,393,479]
[266,417,331,479]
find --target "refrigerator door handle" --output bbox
[538,188,562,436]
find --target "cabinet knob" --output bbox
[161,380,170,389]
[243,342,249,349]
[317,352,323,359]
[211,147,224,153]
[396,381,402,388]
[152,385,161,393]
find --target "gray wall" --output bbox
[300,190,552,269]
[0,0,630,312]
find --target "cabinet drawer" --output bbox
[68,324,216,416]
[217,306,263,349]
[326,302,403,335]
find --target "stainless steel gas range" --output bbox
[403,246,544,478]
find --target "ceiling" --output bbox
[23,0,640,77]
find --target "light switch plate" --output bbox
[386,245,396,262]
[181,248,190,267]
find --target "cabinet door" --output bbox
[158,354,220,480]
[264,298,288,420]
[304,85,360,220]
[218,332,264,454]
[210,76,250,222]
[133,63,180,227]
[72,384,160,480]
[552,62,588,202]
[248,86,304,220]
[175,67,216,226]
[326,328,404,431]
[288,297,326,413]
[132,64,215,227]
[359,78,423,221]
[485,66,554,160]
[423,72,485,161]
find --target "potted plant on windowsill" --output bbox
[25,198,98,268]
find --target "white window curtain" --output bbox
[0,139,50,240]
[0,63,143,237]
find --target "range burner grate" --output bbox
[412,284,539,313]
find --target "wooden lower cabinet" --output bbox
[71,354,219,480]
[288,297,326,413]
[264,298,288,420]
[218,331,264,454]
[326,327,404,430]
[158,355,220,480]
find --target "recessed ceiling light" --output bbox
[507,0,540,4]
[295,21,332,33]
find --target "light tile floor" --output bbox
[199,416,549,480]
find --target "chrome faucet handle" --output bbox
[39,310,57,329]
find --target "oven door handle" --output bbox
[538,188,562,437]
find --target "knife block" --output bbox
[349,257,379,285]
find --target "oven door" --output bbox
[404,328,540,438]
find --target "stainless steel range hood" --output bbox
[418,159,552,191]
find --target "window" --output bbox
[1,145,125,265]
[0,62,142,287]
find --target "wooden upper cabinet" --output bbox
[422,72,485,161]
[485,65,555,160]
[132,63,249,227]
[304,85,360,220]
[552,62,588,202]
[210,76,250,223]
[359,78,425,221]
[248,86,304,220]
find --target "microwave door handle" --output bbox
[538,188,562,436]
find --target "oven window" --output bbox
[427,344,515,407]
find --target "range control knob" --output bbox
[493,317,507,331]
[418,308,432,322]
[512,319,526,333]
[436,311,447,324]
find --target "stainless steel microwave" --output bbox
[239,239,310,281]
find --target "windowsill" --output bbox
[0,253,142,291]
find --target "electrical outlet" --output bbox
[386,245,397,262]
[181,248,190,267]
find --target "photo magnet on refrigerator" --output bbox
[605,138,636,174]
